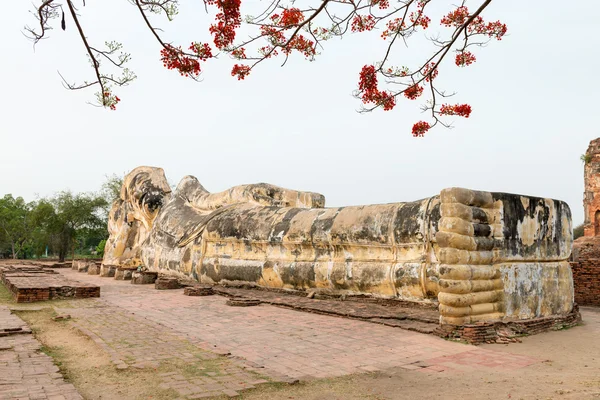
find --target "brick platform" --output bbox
[435,305,582,344]
[0,265,100,303]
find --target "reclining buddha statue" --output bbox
[103,166,575,325]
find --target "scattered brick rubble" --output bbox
[183,286,214,296]
[226,298,261,307]
[0,264,100,303]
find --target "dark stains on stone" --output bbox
[125,223,139,249]
[182,248,191,263]
[277,262,316,288]
[428,202,441,236]
[201,261,219,282]
[475,237,494,251]
[270,208,304,242]
[394,266,420,289]
[394,201,426,243]
[310,209,340,240]
[329,265,350,290]
[355,264,387,292]
[492,192,570,258]
[471,207,488,224]
[206,212,244,239]
[473,223,491,237]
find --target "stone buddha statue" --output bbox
[103,166,575,326]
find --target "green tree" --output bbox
[41,191,108,262]
[96,239,107,257]
[574,224,584,240]
[0,195,35,259]
[101,173,124,204]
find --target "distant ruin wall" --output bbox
[571,237,600,306]
[582,138,600,237]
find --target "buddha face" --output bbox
[120,167,172,230]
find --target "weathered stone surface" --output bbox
[131,271,158,285]
[99,265,117,277]
[226,298,261,307]
[114,267,134,280]
[87,263,101,275]
[155,277,180,290]
[183,286,214,296]
[102,166,575,326]
[73,260,99,273]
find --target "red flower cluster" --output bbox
[351,15,376,32]
[207,0,241,49]
[412,121,430,137]
[439,103,472,118]
[455,51,476,67]
[231,64,251,80]
[468,16,508,40]
[441,6,469,27]
[160,42,213,77]
[271,8,304,27]
[231,47,247,59]
[358,65,396,111]
[283,35,316,58]
[260,26,286,46]
[382,18,407,39]
[190,42,213,60]
[371,0,389,9]
[404,84,424,100]
[103,92,120,111]
[410,11,431,29]
[422,62,438,82]
[259,45,279,58]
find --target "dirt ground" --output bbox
[4,272,599,400]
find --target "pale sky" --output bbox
[1,0,598,225]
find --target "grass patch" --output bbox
[0,283,15,304]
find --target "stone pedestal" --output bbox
[155,277,180,290]
[87,264,101,275]
[131,271,158,285]
[183,286,214,296]
[114,268,134,281]
[100,265,117,277]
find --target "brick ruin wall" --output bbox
[571,238,600,306]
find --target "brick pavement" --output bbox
[0,307,82,400]
[56,304,270,398]
[57,269,540,384]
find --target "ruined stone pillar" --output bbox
[582,138,600,237]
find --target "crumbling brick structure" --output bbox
[582,138,600,236]
[571,138,600,306]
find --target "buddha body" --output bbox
[103,166,575,325]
